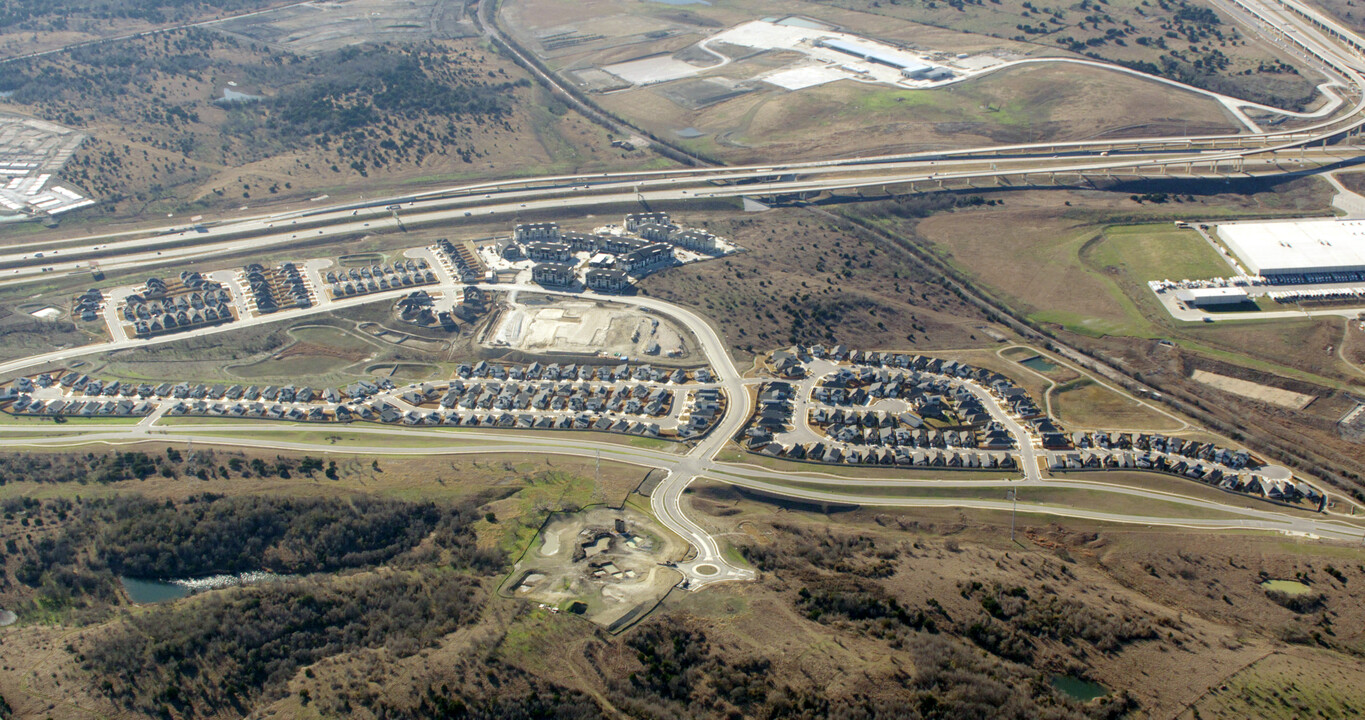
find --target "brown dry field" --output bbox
[502,0,1319,165]
[595,58,1238,165]
[639,207,1000,363]
[1050,378,1186,432]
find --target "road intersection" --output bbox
[4,276,1365,588]
[4,0,1365,589]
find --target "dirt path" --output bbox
[1336,317,1365,379]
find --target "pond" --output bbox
[1020,355,1059,373]
[216,87,263,104]
[121,571,290,604]
[120,577,191,604]
[675,127,706,138]
[1051,675,1109,702]
[648,0,711,5]
[1261,579,1312,595]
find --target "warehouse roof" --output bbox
[1218,219,1365,275]
[815,37,930,73]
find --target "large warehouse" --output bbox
[1217,218,1365,277]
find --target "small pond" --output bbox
[1051,675,1109,702]
[216,87,263,104]
[1261,579,1312,595]
[121,571,290,604]
[120,577,191,604]
[648,0,711,5]
[1020,355,1058,373]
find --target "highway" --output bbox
[4,0,1365,588]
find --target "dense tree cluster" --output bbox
[0,0,275,31]
[83,571,484,715]
[2,31,525,214]
[9,492,500,609]
[401,671,607,720]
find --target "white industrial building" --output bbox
[1217,219,1365,277]
[1175,287,1249,307]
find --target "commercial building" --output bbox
[1175,287,1249,308]
[1218,219,1365,277]
[814,37,931,75]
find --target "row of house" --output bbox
[1050,450,1321,506]
[73,288,102,322]
[774,345,1043,420]
[122,274,236,338]
[326,260,436,300]
[437,238,484,282]
[454,361,704,384]
[423,380,674,418]
[4,394,154,418]
[748,437,1018,470]
[245,262,313,313]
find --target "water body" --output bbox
[0,91,14,99]
[1020,355,1058,373]
[216,88,264,104]
[648,0,711,5]
[1261,579,1312,595]
[120,577,191,604]
[120,571,290,604]
[1051,675,1108,702]
[674,127,705,138]
[0,609,17,626]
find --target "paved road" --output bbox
[4,0,1365,588]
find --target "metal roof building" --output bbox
[1218,219,1365,276]
[1175,287,1249,307]
[814,37,931,74]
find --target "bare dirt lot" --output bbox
[489,297,697,361]
[1191,369,1317,410]
[510,506,683,630]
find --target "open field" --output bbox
[500,0,1315,165]
[596,51,1240,164]
[640,206,995,363]
[1051,377,1186,431]
[1183,648,1365,720]
[1087,223,1234,283]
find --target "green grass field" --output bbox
[1087,224,1233,283]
